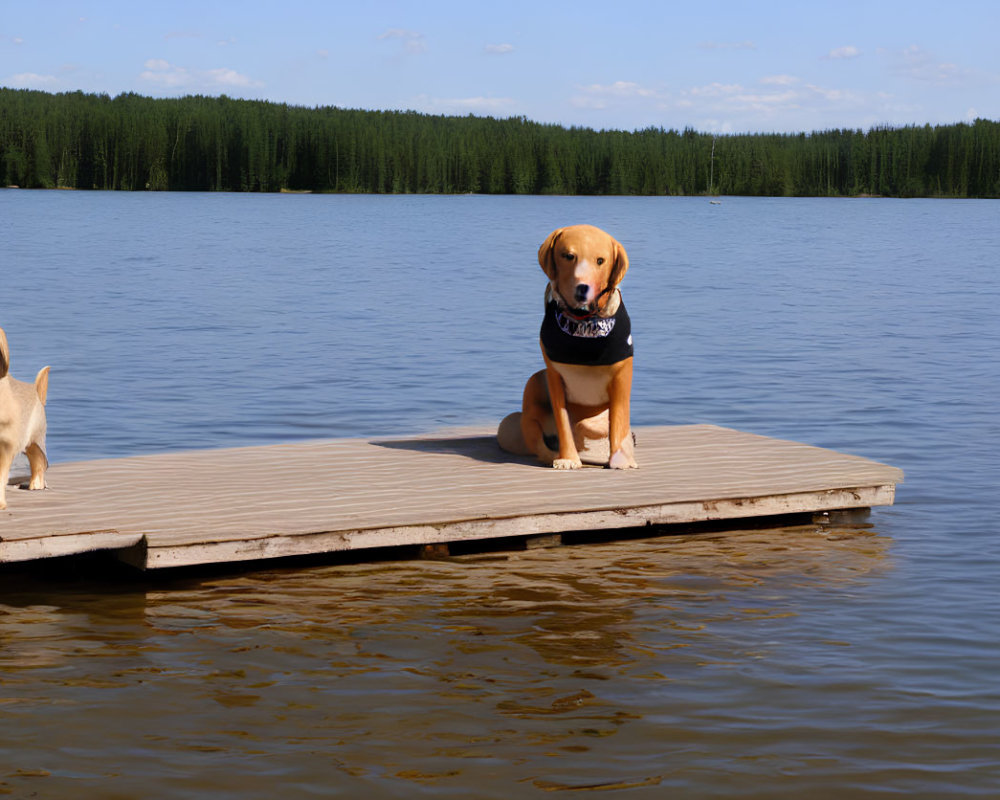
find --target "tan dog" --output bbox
[498,224,637,469]
[0,327,50,509]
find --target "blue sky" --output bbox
[2,0,997,133]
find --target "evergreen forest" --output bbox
[2,88,999,197]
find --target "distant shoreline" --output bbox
[19,185,990,200]
[2,88,997,198]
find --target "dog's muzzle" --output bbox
[556,283,612,320]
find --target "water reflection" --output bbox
[0,525,899,798]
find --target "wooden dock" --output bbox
[0,425,902,570]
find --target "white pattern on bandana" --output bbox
[555,309,616,339]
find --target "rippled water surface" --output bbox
[1,192,998,798]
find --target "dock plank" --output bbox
[0,425,902,569]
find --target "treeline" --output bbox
[2,87,999,197]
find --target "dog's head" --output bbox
[537,225,629,316]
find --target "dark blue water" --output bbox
[1,191,998,798]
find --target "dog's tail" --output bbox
[35,366,50,405]
[0,327,8,379]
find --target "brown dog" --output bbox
[498,224,637,469]
[0,327,50,509]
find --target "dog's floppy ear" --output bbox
[0,327,8,379]
[537,227,564,280]
[608,234,630,289]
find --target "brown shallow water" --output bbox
[4,522,991,799]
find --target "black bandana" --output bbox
[540,298,633,366]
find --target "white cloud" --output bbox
[140,59,262,91]
[583,81,658,97]
[414,94,516,114]
[561,70,898,133]
[378,28,427,54]
[672,77,873,132]
[727,89,799,111]
[700,119,735,134]
[8,72,59,87]
[803,84,861,104]
[683,80,862,112]
[204,67,257,88]
[571,81,665,111]
[826,45,861,60]
[891,44,1000,92]
[761,75,799,86]
[893,44,964,85]
[685,82,743,98]
[485,43,514,55]
[140,60,191,87]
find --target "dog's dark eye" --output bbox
[562,252,576,261]
[597,257,605,265]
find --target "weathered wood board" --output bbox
[0,425,903,570]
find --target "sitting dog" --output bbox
[0,327,50,509]
[498,224,637,469]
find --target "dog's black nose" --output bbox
[574,284,590,304]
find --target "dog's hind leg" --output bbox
[0,443,12,509]
[24,366,50,490]
[520,370,559,464]
[497,412,531,455]
[25,442,47,491]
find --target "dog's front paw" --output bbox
[608,450,638,470]
[552,457,583,470]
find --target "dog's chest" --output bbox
[549,362,611,406]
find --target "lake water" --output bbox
[1,191,998,798]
